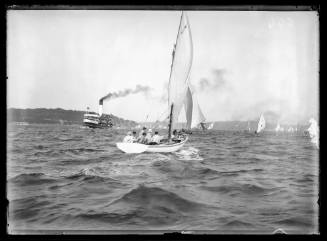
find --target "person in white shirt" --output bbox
[151,131,162,144]
[145,129,153,144]
[131,131,137,142]
[123,131,134,143]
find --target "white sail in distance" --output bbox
[288,127,294,132]
[256,114,266,133]
[308,118,319,148]
[184,83,206,129]
[168,12,193,131]
[275,123,281,132]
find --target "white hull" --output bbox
[116,142,148,153]
[83,119,99,125]
[116,137,188,153]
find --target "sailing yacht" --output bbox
[207,123,214,130]
[287,127,294,132]
[255,114,266,134]
[117,11,194,153]
[275,123,281,132]
[307,118,319,148]
[184,83,207,130]
[247,121,251,132]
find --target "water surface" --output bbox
[7,124,319,234]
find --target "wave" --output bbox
[33,147,104,158]
[34,145,45,150]
[168,165,220,180]
[201,183,274,195]
[59,157,105,166]
[60,148,104,155]
[109,185,207,214]
[73,211,142,225]
[57,136,84,142]
[223,219,255,228]
[175,147,203,161]
[218,168,264,177]
[70,208,182,227]
[273,217,313,227]
[8,173,57,186]
[9,196,51,220]
[63,168,125,186]
[297,175,315,183]
[67,185,210,226]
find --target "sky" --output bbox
[7,10,319,124]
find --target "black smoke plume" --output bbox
[99,85,151,104]
[199,68,228,92]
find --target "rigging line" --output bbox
[156,108,169,121]
[184,11,193,85]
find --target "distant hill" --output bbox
[7,108,138,127]
[7,108,310,131]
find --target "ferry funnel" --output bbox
[98,99,103,116]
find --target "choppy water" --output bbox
[7,124,319,234]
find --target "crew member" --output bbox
[123,131,134,143]
[145,129,153,144]
[151,131,163,144]
[137,132,147,144]
[132,131,137,142]
[139,127,147,137]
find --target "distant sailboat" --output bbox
[207,122,214,130]
[255,114,266,134]
[287,127,294,133]
[184,84,206,131]
[247,121,251,132]
[275,123,281,132]
[117,11,194,153]
[307,118,319,148]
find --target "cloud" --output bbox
[198,68,228,92]
[157,82,169,103]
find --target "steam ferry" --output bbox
[83,107,113,129]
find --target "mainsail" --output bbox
[256,114,266,133]
[168,12,193,132]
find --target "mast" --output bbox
[166,11,183,138]
[168,104,174,142]
[167,11,183,110]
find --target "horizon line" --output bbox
[7,107,315,125]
